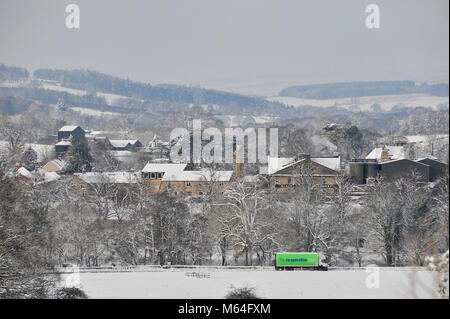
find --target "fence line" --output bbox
[54,265,428,273]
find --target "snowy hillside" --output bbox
[268,94,449,112]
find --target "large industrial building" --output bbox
[349,145,448,184]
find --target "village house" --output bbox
[11,163,60,187]
[42,159,66,173]
[162,169,234,197]
[73,170,142,197]
[109,140,143,151]
[141,163,233,196]
[55,140,71,154]
[58,125,85,141]
[264,154,341,193]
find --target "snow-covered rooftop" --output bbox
[46,159,66,170]
[267,156,341,174]
[59,125,80,132]
[75,171,141,184]
[415,156,439,162]
[311,157,341,171]
[267,156,295,175]
[16,167,32,179]
[162,170,233,182]
[378,158,429,166]
[36,169,61,183]
[366,146,405,161]
[56,141,71,146]
[110,140,139,148]
[142,163,188,174]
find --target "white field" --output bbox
[405,134,449,144]
[40,83,134,105]
[68,268,443,299]
[71,106,121,117]
[268,94,449,111]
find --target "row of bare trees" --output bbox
[1,160,448,297]
[24,166,450,268]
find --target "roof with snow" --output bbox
[310,157,341,171]
[75,171,141,184]
[56,141,71,146]
[46,159,66,170]
[378,158,429,167]
[142,163,188,174]
[366,146,405,161]
[267,156,295,175]
[109,140,140,148]
[59,125,80,132]
[16,167,32,179]
[267,156,341,174]
[162,170,233,182]
[415,156,439,162]
[36,169,61,183]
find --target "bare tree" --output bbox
[213,179,279,266]
[0,167,58,297]
[281,164,334,255]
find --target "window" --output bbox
[157,172,163,179]
[150,172,156,179]
[186,182,191,187]
[287,178,292,184]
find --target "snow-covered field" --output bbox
[268,94,449,111]
[69,268,442,299]
[405,134,449,144]
[71,106,121,117]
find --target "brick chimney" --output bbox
[235,145,242,179]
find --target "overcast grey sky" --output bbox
[0,0,448,93]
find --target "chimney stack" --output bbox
[235,145,242,179]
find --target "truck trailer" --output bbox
[275,252,328,271]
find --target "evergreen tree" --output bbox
[20,146,38,171]
[65,138,93,173]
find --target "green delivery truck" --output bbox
[275,252,328,271]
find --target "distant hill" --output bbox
[279,81,449,99]
[32,68,286,114]
[0,63,29,82]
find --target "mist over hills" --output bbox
[0,63,449,136]
[279,81,449,100]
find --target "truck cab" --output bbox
[318,253,329,271]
